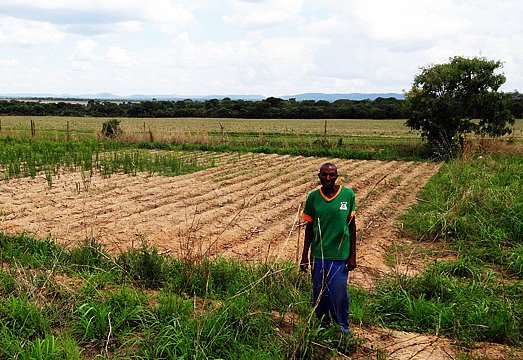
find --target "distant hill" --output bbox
[0,92,404,102]
[281,93,404,101]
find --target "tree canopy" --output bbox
[0,97,406,120]
[404,56,515,157]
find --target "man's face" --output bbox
[318,166,338,189]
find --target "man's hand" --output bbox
[345,257,356,272]
[300,254,310,273]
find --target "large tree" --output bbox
[404,56,515,157]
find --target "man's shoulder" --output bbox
[307,188,321,196]
[305,188,321,202]
[341,186,356,197]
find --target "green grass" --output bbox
[0,117,436,161]
[0,233,363,359]
[0,138,212,182]
[401,154,523,276]
[371,261,522,345]
[0,226,521,358]
[381,152,523,346]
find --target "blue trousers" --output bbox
[311,258,350,333]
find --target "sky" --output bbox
[0,0,522,98]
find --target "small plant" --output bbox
[101,119,122,138]
[19,335,62,360]
[76,301,112,341]
[68,237,112,272]
[507,244,523,277]
[116,241,166,289]
[0,296,49,339]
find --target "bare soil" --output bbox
[1,152,519,359]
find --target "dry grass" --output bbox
[462,137,523,159]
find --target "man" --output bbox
[300,162,357,333]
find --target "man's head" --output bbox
[318,162,338,190]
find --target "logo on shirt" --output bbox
[339,202,348,210]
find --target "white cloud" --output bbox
[73,39,98,61]
[0,16,64,45]
[0,0,522,95]
[71,60,94,72]
[106,46,134,68]
[223,0,304,29]
[70,39,98,72]
[0,58,18,66]
[64,21,142,36]
[0,1,195,35]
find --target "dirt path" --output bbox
[4,151,518,359]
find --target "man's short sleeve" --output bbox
[349,188,356,219]
[302,192,315,223]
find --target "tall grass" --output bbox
[2,229,519,357]
[0,233,362,359]
[371,261,522,345]
[383,152,523,345]
[401,153,523,276]
[0,138,211,183]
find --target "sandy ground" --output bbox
[0,152,520,359]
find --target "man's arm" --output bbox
[300,221,314,272]
[346,216,357,271]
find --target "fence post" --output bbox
[324,119,327,144]
[219,121,225,143]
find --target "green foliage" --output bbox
[393,153,523,345]
[405,56,515,158]
[18,334,64,360]
[0,97,408,119]
[401,154,523,274]
[116,242,167,289]
[0,269,16,295]
[75,287,152,343]
[0,232,66,268]
[0,295,49,339]
[75,301,112,341]
[68,237,113,273]
[371,261,522,345]
[0,225,520,356]
[508,244,523,277]
[101,118,122,138]
[0,138,210,181]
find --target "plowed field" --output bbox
[4,152,522,359]
[0,151,440,288]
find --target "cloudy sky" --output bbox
[0,0,522,97]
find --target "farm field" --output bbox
[1,116,522,141]
[0,120,521,358]
[0,151,440,290]
[0,116,420,138]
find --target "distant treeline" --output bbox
[1,93,523,119]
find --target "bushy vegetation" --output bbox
[401,154,523,276]
[101,118,122,138]
[0,97,406,119]
[372,261,522,345]
[0,233,362,359]
[386,153,523,346]
[405,56,515,158]
[2,93,523,120]
[0,138,211,182]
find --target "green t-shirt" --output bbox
[302,185,356,260]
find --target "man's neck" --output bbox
[322,184,340,198]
